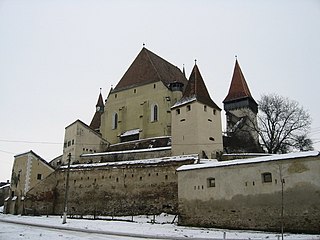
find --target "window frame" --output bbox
[261,172,272,183]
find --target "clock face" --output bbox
[96,106,100,111]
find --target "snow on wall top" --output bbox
[177,151,320,172]
[119,129,140,137]
[81,146,171,158]
[0,184,10,189]
[171,96,196,109]
[61,154,199,170]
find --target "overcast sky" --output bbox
[0,0,319,182]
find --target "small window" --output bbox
[213,109,216,115]
[262,172,272,183]
[37,174,42,180]
[176,109,180,115]
[207,178,215,187]
[134,89,136,93]
[204,105,207,112]
[67,141,71,147]
[115,94,117,98]
[186,105,191,111]
[153,84,156,89]
[72,139,74,145]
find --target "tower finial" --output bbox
[182,64,186,77]
[194,59,197,65]
[143,43,145,47]
[235,55,238,59]
[100,87,102,94]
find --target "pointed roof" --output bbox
[95,91,104,108]
[174,64,220,109]
[90,92,104,131]
[223,59,254,103]
[113,47,188,92]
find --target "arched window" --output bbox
[151,104,158,122]
[112,112,118,129]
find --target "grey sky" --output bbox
[0,0,319,182]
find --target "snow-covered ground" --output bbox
[0,213,319,240]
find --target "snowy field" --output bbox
[0,212,319,240]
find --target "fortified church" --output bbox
[7,48,320,233]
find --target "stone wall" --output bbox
[25,157,196,217]
[177,154,320,233]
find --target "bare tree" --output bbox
[256,94,312,153]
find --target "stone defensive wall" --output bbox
[25,154,198,217]
[177,151,320,234]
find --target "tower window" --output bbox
[134,89,136,93]
[204,105,207,112]
[112,112,118,129]
[151,104,158,122]
[213,109,216,115]
[153,84,156,89]
[187,105,191,111]
[176,109,180,115]
[115,94,117,98]
[37,174,42,180]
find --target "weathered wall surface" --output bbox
[178,156,320,233]
[25,158,195,216]
[80,148,171,164]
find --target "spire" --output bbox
[96,89,104,109]
[89,90,105,132]
[182,64,186,77]
[223,59,254,103]
[180,63,220,109]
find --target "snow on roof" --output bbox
[119,129,140,137]
[110,136,170,147]
[171,96,196,109]
[177,151,320,172]
[61,154,199,170]
[0,184,10,189]
[81,146,171,158]
[12,196,17,201]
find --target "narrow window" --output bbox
[176,109,180,115]
[37,174,42,180]
[186,105,191,111]
[153,84,156,89]
[262,172,272,183]
[204,105,207,112]
[134,89,136,93]
[207,178,215,187]
[213,109,216,115]
[115,94,117,98]
[112,112,118,129]
[165,175,168,180]
[151,104,158,122]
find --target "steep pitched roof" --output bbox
[113,47,188,92]
[89,92,104,131]
[223,59,254,102]
[174,64,220,109]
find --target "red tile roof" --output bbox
[113,47,188,92]
[223,60,253,102]
[180,64,220,109]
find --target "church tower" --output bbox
[223,59,261,152]
[89,90,105,133]
[171,63,223,158]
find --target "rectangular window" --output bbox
[207,177,216,187]
[186,105,191,111]
[213,109,216,115]
[262,172,272,183]
[37,174,42,180]
[176,109,180,115]
[204,105,207,112]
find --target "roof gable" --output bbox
[176,64,220,109]
[223,59,254,102]
[113,47,187,92]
